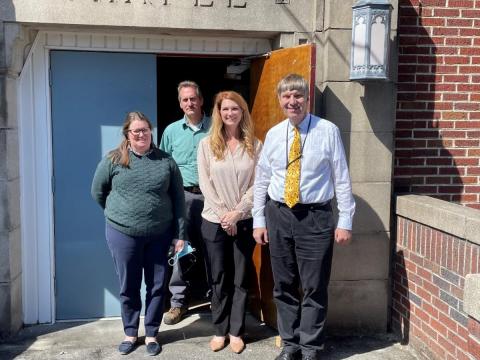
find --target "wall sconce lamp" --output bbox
[350,0,393,81]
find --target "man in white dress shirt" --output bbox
[253,74,355,360]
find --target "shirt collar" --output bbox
[128,146,153,157]
[182,114,207,129]
[288,113,311,132]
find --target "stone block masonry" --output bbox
[393,195,480,360]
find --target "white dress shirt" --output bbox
[253,113,355,230]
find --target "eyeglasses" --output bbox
[128,128,151,136]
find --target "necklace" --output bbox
[285,114,312,169]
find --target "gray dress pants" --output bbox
[168,190,210,308]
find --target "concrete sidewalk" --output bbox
[0,310,418,360]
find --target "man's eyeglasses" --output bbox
[128,128,151,136]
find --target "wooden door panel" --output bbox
[249,44,316,328]
[250,44,316,141]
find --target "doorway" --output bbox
[19,30,274,324]
[51,52,252,319]
[156,56,250,139]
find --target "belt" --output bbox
[184,185,202,194]
[270,199,331,211]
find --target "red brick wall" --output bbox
[393,216,480,359]
[395,0,480,209]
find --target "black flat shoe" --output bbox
[118,340,136,355]
[146,342,162,356]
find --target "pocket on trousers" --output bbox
[309,208,335,235]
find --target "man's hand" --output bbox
[174,239,185,253]
[335,228,352,245]
[253,227,269,245]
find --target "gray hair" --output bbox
[177,80,203,101]
[276,74,309,100]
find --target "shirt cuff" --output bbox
[253,216,266,229]
[337,216,353,231]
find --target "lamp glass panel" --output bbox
[353,15,367,66]
[370,15,386,66]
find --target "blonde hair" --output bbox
[209,91,255,161]
[108,111,154,167]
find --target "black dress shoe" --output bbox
[146,342,162,356]
[275,349,300,360]
[118,340,136,355]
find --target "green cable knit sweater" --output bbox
[91,148,185,239]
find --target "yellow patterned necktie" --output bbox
[284,126,301,208]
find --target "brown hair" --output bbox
[108,111,154,167]
[209,91,255,161]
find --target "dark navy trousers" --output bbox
[106,223,171,337]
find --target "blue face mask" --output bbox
[168,242,196,266]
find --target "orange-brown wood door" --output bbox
[249,44,316,328]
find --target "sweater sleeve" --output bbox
[91,156,113,209]
[168,157,186,240]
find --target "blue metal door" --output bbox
[50,50,157,319]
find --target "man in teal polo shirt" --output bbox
[160,80,211,325]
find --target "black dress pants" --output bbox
[265,200,334,357]
[201,218,256,337]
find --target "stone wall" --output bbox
[393,195,480,359]
[0,21,23,339]
[316,1,398,333]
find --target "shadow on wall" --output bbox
[391,250,410,345]
[394,1,462,202]
[0,0,16,340]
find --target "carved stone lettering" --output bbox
[228,0,246,8]
[194,0,214,7]
[93,0,132,3]
[92,0,247,7]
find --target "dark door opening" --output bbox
[156,56,250,140]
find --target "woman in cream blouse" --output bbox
[198,91,262,354]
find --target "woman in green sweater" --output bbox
[91,111,185,356]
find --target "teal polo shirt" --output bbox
[159,115,211,187]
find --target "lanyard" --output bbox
[285,114,312,169]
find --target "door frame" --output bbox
[18,30,271,324]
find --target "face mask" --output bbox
[168,242,196,266]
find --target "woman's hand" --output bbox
[174,239,185,253]
[225,223,237,236]
[220,210,242,229]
